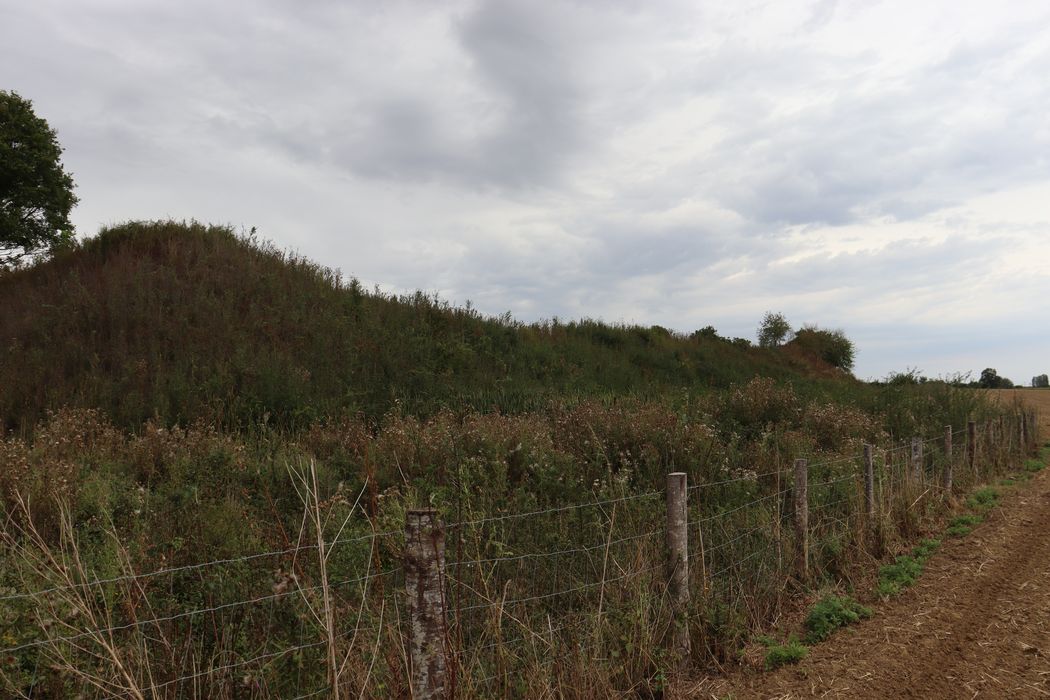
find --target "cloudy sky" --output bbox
[5,0,1049,382]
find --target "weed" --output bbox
[877,555,923,596]
[1024,458,1044,473]
[965,487,999,512]
[764,636,809,669]
[803,595,872,644]
[912,538,941,562]
[945,524,973,537]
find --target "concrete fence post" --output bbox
[793,459,808,582]
[910,437,923,484]
[665,472,690,669]
[862,444,875,524]
[1021,412,1029,453]
[967,420,977,476]
[942,426,953,495]
[997,416,1005,463]
[405,509,448,700]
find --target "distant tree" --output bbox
[978,368,1014,389]
[691,325,721,341]
[757,312,792,348]
[1033,374,1049,388]
[1,91,78,265]
[790,325,856,371]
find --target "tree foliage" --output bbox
[790,325,856,371]
[978,368,1014,389]
[758,311,792,348]
[1033,374,1049,388]
[0,90,78,265]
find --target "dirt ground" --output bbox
[688,463,1050,698]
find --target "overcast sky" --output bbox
[5,0,1049,382]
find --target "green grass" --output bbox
[1024,458,1045,473]
[877,555,923,596]
[966,487,1000,512]
[913,538,941,562]
[803,595,872,644]
[877,538,941,597]
[763,636,809,669]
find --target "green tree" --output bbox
[1,91,78,265]
[791,325,856,371]
[758,311,792,348]
[1033,374,1049,388]
[978,368,1013,389]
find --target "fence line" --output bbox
[0,412,1037,697]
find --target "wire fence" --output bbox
[0,412,1038,698]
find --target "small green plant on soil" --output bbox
[1024,458,1045,473]
[946,514,983,538]
[803,595,872,644]
[913,538,941,561]
[966,487,1000,512]
[877,538,940,597]
[763,635,809,669]
[877,555,922,596]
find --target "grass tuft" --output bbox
[965,487,1000,512]
[764,636,809,669]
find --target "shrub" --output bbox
[790,326,856,371]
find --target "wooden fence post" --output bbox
[665,472,690,668]
[1021,412,1029,453]
[793,459,808,582]
[910,437,923,484]
[405,509,448,700]
[942,426,953,495]
[862,444,875,523]
[967,420,977,476]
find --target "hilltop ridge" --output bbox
[0,221,849,432]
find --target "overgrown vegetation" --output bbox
[0,222,858,433]
[0,221,1039,697]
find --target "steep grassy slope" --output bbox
[0,221,842,431]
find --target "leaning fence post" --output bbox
[665,472,690,668]
[910,437,923,484]
[793,459,808,582]
[862,444,875,524]
[968,420,977,476]
[405,509,448,700]
[942,426,953,495]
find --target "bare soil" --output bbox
[688,466,1050,699]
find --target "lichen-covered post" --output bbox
[665,472,690,669]
[405,509,448,699]
[862,444,875,524]
[793,459,808,582]
[968,420,977,476]
[942,426,953,495]
[910,437,923,485]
